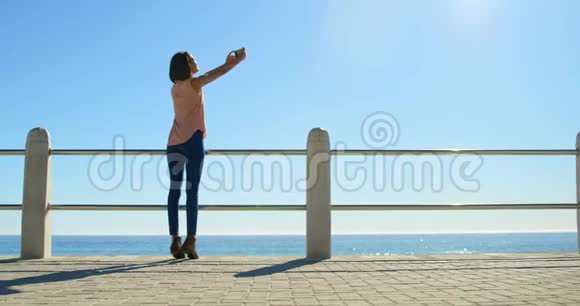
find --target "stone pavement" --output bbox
[1,253,580,305]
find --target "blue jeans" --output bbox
[166,129,205,236]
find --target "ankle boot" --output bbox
[181,235,199,259]
[170,236,185,259]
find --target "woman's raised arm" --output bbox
[192,48,247,88]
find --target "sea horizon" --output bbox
[1,232,577,256]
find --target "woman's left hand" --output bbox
[226,48,247,64]
[226,51,237,64]
[235,48,247,61]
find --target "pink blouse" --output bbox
[167,80,207,146]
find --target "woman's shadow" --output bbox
[1,257,325,294]
[0,258,178,295]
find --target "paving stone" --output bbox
[0,253,579,305]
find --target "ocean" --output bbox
[0,233,577,256]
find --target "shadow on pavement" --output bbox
[235,258,323,278]
[0,258,178,295]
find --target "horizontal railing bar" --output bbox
[331,204,579,210]
[331,149,578,156]
[49,149,307,156]
[0,205,23,210]
[209,150,307,156]
[48,204,306,211]
[0,150,25,156]
[2,149,577,156]
[2,203,576,211]
[51,149,166,156]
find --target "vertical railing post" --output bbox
[306,128,331,259]
[21,127,52,259]
[576,132,580,254]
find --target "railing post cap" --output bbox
[27,127,50,140]
[576,132,580,149]
[308,128,329,140]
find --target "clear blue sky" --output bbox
[0,0,578,235]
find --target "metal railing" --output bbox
[1,128,579,259]
[2,148,577,156]
[0,203,578,211]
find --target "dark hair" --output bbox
[169,52,191,83]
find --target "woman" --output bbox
[167,48,247,259]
